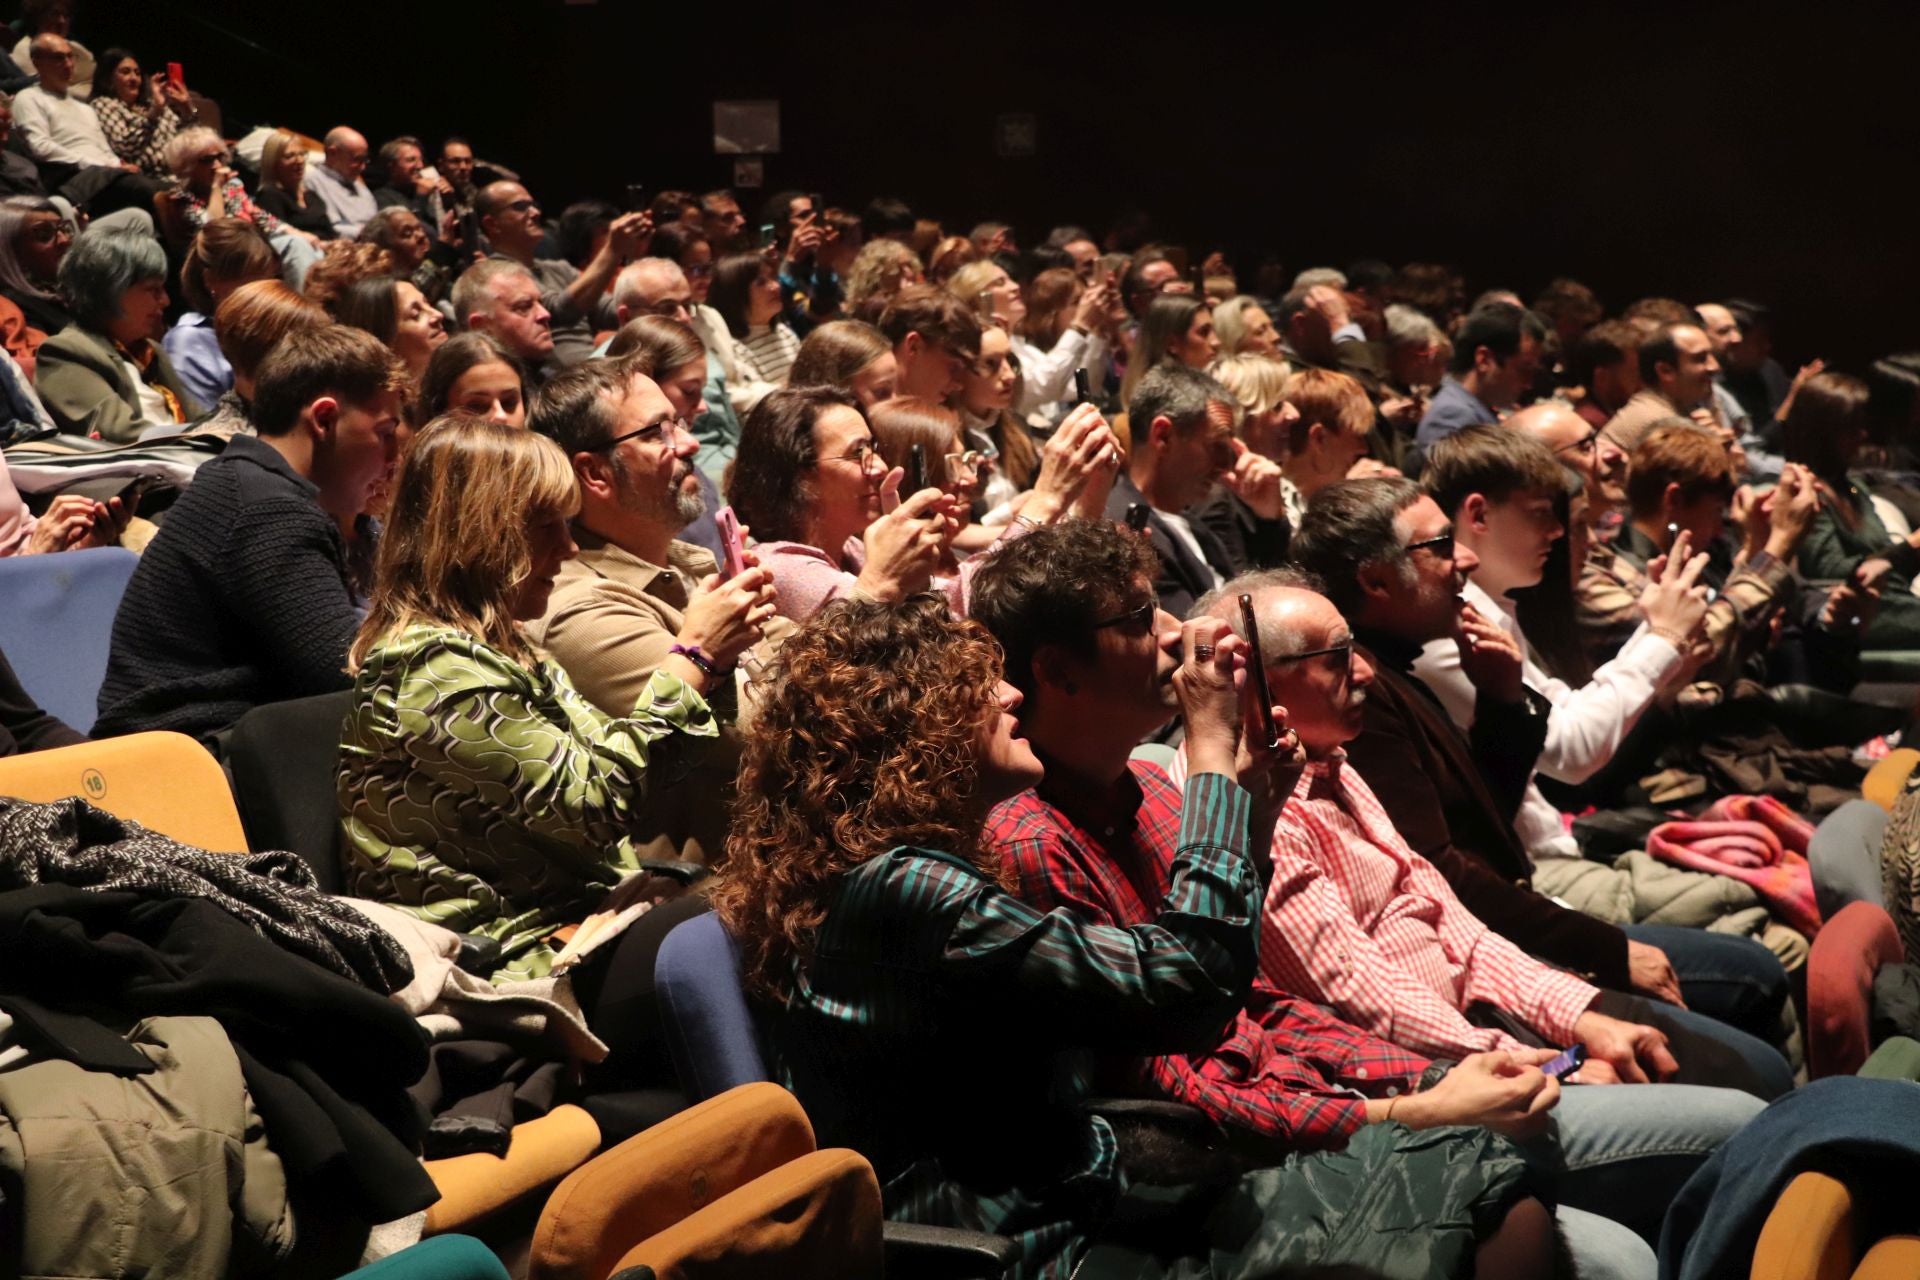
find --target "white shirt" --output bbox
[1010,327,1106,430]
[303,162,378,238]
[1412,578,1681,860]
[12,84,118,167]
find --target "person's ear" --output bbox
[1306,421,1329,454]
[1661,481,1685,520]
[1031,644,1079,700]
[572,451,616,502]
[615,303,632,327]
[1461,492,1490,533]
[1355,557,1398,605]
[899,333,923,364]
[1148,414,1177,450]
[307,395,340,441]
[1474,345,1497,378]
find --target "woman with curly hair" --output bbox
[842,238,924,324]
[712,594,1553,1280]
[339,419,758,1012]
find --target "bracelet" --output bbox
[1385,1096,1401,1123]
[1010,513,1043,535]
[668,643,717,677]
[1648,625,1691,650]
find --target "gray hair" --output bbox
[1128,363,1230,436]
[1211,295,1267,356]
[162,125,223,178]
[1193,567,1326,656]
[59,229,166,331]
[1292,267,1348,291]
[1383,303,1445,350]
[612,258,684,311]
[0,195,59,299]
[451,258,533,327]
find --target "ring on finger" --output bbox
[1193,644,1216,661]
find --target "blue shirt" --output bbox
[1415,376,1497,452]
[160,313,232,415]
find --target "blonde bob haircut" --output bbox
[946,260,1005,322]
[350,416,580,671]
[1210,352,1293,419]
[1211,296,1273,357]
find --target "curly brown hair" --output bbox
[711,595,1011,998]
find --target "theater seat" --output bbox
[425,1104,604,1236]
[0,545,138,734]
[0,730,246,852]
[1806,901,1907,1079]
[1751,1171,1855,1280]
[1854,1237,1920,1279]
[224,690,355,892]
[1862,749,1920,813]
[342,1235,509,1280]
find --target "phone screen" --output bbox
[1541,1045,1586,1080]
[625,183,647,213]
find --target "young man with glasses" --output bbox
[479,178,651,370]
[524,361,777,863]
[1292,476,1798,1100]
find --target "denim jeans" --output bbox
[1622,923,1793,1068]
[1532,1082,1767,1242]
[1557,1204,1656,1280]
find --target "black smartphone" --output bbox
[907,443,927,493]
[624,183,647,213]
[1541,1044,1587,1081]
[1239,593,1281,750]
[1073,367,1092,404]
[1126,502,1151,532]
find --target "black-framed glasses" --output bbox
[1092,596,1159,632]
[1403,530,1455,558]
[591,416,689,451]
[1554,428,1600,457]
[827,439,885,474]
[631,297,692,318]
[1276,637,1354,677]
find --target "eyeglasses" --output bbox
[502,198,537,214]
[1276,637,1354,678]
[1092,596,1159,632]
[1554,428,1600,458]
[591,416,689,451]
[827,439,886,474]
[22,220,74,245]
[1402,530,1455,558]
[943,449,988,479]
[631,297,692,318]
[683,263,714,279]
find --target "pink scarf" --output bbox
[1646,795,1821,936]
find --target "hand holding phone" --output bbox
[1239,593,1282,750]
[1126,502,1151,533]
[1540,1044,1587,1081]
[715,505,747,579]
[1073,367,1092,405]
[167,62,185,91]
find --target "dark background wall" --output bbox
[104,2,1920,366]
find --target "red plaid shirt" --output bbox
[987,761,1428,1151]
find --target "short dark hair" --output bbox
[1044,224,1095,249]
[649,189,699,223]
[861,196,914,240]
[251,324,407,437]
[1622,297,1698,326]
[1292,476,1427,619]
[1129,363,1228,437]
[969,519,1159,698]
[555,199,618,270]
[529,358,634,454]
[1567,318,1642,388]
[1638,322,1698,385]
[878,285,981,362]
[727,386,859,545]
[1423,424,1567,519]
[709,252,769,339]
[1447,303,1548,375]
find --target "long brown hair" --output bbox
[712,596,1010,997]
[349,417,579,670]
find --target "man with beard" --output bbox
[526,361,777,861]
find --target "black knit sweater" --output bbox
[93,435,362,743]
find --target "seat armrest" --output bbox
[637,859,710,884]
[881,1222,1020,1279]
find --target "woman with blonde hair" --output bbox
[1191,351,1298,568]
[1211,295,1281,357]
[164,126,322,286]
[843,239,924,324]
[340,418,750,1016]
[253,128,336,242]
[946,259,1024,328]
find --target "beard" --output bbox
[614,455,706,529]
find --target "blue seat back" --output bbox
[0,546,138,733]
[655,910,768,1101]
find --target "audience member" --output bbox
[648,221,713,306]
[253,129,336,242]
[164,128,321,289]
[842,237,923,323]
[715,592,1560,1280]
[13,33,166,220]
[478,178,645,369]
[1565,318,1647,429]
[1103,364,1240,619]
[1600,321,1723,454]
[89,47,195,178]
[1532,277,1604,351]
[708,251,798,411]
[698,188,745,251]
[877,284,982,402]
[300,239,396,317]
[437,136,478,219]
[1274,281,1383,395]
[1695,302,1765,467]
[1415,303,1547,450]
[303,126,378,238]
[200,278,328,434]
[451,258,553,375]
[334,275,447,382]
[599,312,729,558]
[1278,367,1375,525]
[606,256,741,481]
[1011,265,1114,428]
[787,317,897,407]
[0,96,47,200]
[166,218,280,413]
[1119,291,1219,407]
[0,195,76,333]
[1191,352,1294,571]
[1508,398,1629,532]
[415,330,527,428]
[1212,294,1282,357]
[358,206,451,307]
[369,135,448,227]
[94,325,406,742]
[521,360,774,860]
[36,230,198,440]
[955,326,1040,513]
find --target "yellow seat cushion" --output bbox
[1863,749,1920,813]
[426,1104,601,1235]
[1752,1171,1856,1280]
[0,731,246,852]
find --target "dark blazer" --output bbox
[1344,632,1634,990]
[1188,482,1290,578]
[1105,472,1237,621]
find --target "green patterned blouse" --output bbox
[338,623,717,981]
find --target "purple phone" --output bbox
[1541,1044,1586,1080]
[715,505,746,579]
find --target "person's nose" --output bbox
[533,303,551,326]
[998,680,1024,713]
[673,427,698,459]
[489,402,513,424]
[1351,650,1376,688]
[1453,543,1480,576]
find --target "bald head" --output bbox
[27,33,74,91]
[322,127,369,182]
[1205,576,1366,757]
[613,258,692,323]
[1508,400,1589,456]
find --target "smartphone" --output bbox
[1126,502,1151,533]
[758,222,778,250]
[1239,594,1281,750]
[907,443,927,494]
[166,62,185,90]
[624,183,647,213]
[1073,367,1092,404]
[116,473,159,509]
[715,505,747,579]
[1541,1044,1587,1081]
